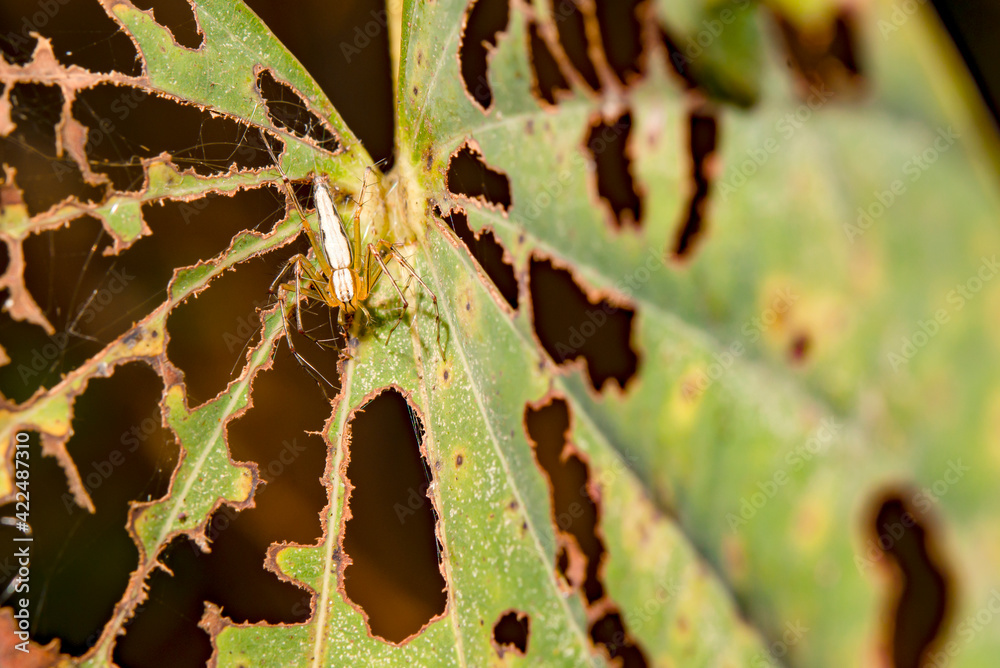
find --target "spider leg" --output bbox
[365,242,411,342]
[283,276,348,349]
[274,282,336,388]
[374,239,441,348]
[270,253,312,307]
[269,253,301,294]
[294,261,306,334]
[282,292,340,388]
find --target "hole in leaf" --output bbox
[256,69,340,154]
[12,217,154,397]
[20,217,117,335]
[165,214,304,405]
[6,181,265,401]
[32,186,277,390]
[556,544,570,573]
[0,1,140,74]
[0,184,285,401]
[659,26,699,90]
[4,82,105,215]
[525,398,603,602]
[119,347,330,663]
[132,0,204,49]
[525,397,648,664]
[437,207,518,310]
[871,495,950,668]
[529,257,637,390]
[492,610,530,657]
[526,18,571,106]
[0,363,176,655]
[777,11,862,98]
[458,0,510,110]
[672,109,717,259]
[590,611,648,666]
[593,0,645,84]
[113,538,215,668]
[0,317,57,403]
[73,84,277,191]
[269,172,320,223]
[244,0,395,168]
[342,388,446,642]
[446,141,512,212]
[215,349,330,619]
[0,8,39,65]
[551,0,601,90]
[585,112,642,229]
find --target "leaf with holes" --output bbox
[2,0,1000,666]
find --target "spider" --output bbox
[268,158,439,379]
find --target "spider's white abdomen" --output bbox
[312,176,353,273]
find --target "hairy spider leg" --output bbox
[364,239,441,344]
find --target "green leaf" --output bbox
[2,0,999,665]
